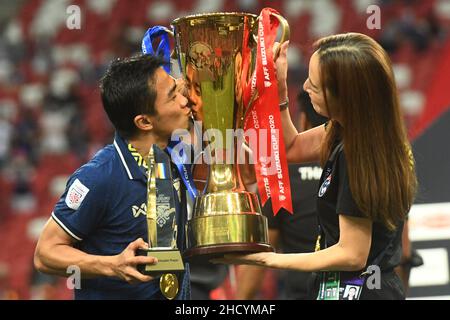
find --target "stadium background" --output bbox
[0,0,449,299]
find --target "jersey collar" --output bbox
[113,132,147,182]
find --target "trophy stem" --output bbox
[205,163,241,193]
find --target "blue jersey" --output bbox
[52,133,190,300]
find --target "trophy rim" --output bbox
[171,12,258,26]
[183,243,274,263]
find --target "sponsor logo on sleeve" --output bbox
[65,179,90,210]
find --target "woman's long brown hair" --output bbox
[315,33,417,230]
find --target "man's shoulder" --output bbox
[71,144,120,184]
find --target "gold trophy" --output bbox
[137,145,184,299]
[170,12,290,261]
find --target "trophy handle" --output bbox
[244,13,290,120]
[252,12,290,55]
[270,13,290,58]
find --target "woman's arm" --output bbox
[285,124,325,163]
[276,42,326,164]
[219,215,372,272]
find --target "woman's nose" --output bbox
[303,80,309,92]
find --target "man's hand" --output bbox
[111,238,158,284]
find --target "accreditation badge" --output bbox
[317,271,340,300]
[339,274,364,300]
[317,271,364,300]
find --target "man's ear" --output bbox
[134,114,153,131]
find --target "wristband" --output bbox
[279,97,289,111]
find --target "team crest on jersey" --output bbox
[318,174,332,197]
[65,179,89,210]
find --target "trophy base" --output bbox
[136,248,184,276]
[183,242,273,264]
[185,211,274,263]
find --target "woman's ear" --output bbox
[134,114,153,131]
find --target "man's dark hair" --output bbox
[100,54,166,139]
[297,89,328,127]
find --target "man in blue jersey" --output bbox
[34,54,192,299]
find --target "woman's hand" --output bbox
[212,252,276,267]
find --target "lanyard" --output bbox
[142,26,171,73]
[142,27,198,201]
[166,139,199,201]
[316,141,365,300]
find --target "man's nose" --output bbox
[176,78,186,89]
[178,80,190,98]
[175,77,185,85]
[180,94,189,107]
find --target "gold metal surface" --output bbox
[172,12,257,133]
[194,190,260,216]
[271,13,290,45]
[146,146,157,248]
[188,212,269,247]
[172,12,289,255]
[159,273,179,300]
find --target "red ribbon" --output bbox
[242,8,293,215]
